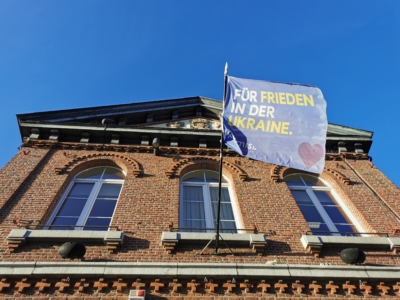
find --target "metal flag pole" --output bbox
[215,62,229,253]
[200,63,233,255]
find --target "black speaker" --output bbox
[58,242,86,259]
[340,248,366,264]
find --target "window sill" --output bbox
[301,235,400,257]
[161,232,266,255]
[7,229,124,253]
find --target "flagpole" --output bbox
[215,62,229,253]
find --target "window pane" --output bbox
[56,197,87,217]
[290,190,313,204]
[182,201,205,220]
[50,217,79,230]
[102,167,125,180]
[204,171,222,183]
[76,167,104,179]
[210,188,235,223]
[285,174,323,186]
[297,205,324,223]
[221,203,235,220]
[209,187,231,202]
[182,219,206,231]
[221,189,231,202]
[182,171,205,182]
[310,223,331,235]
[183,186,203,201]
[89,200,117,217]
[217,221,237,233]
[68,183,95,198]
[314,191,335,204]
[97,184,122,199]
[335,224,356,236]
[286,180,306,187]
[209,187,218,201]
[324,206,351,224]
[211,203,235,221]
[284,174,306,186]
[299,174,322,186]
[184,177,204,182]
[182,186,206,231]
[84,218,111,231]
[182,171,227,183]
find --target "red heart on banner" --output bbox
[298,142,324,169]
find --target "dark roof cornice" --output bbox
[16,96,374,154]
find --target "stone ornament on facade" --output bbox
[166,121,184,128]
[213,121,222,130]
[190,118,210,130]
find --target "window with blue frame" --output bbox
[180,170,238,233]
[48,167,124,231]
[285,174,356,236]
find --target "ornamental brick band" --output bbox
[165,157,247,181]
[54,152,141,177]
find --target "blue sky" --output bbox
[0,1,399,187]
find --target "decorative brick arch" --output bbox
[165,157,247,181]
[270,165,351,185]
[324,167,351,185]
[54,152,142,177]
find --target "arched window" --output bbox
[285,174,360,236]
[48,167,125,231]
[180,170,238,233]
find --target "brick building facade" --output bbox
[0,96,399,299]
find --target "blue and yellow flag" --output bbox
[223,76,328,174]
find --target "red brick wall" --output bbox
[0,146,399,268]
[0,148,50,210]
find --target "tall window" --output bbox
[48,167,124,231]
[285,174,358,236]
[180,170,237,233]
